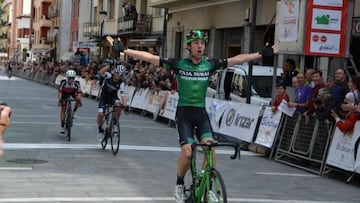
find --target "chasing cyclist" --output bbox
[96,62,129,142]
[107,30,280,203]
[58,70,82,134]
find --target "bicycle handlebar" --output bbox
[192,142,240,160]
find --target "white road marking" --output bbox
[0,167,33,170]
[2,143,258,156]
[12,115,156,123]
[0,75,19,80]
[256,172,319,177]
[10,121,173,130]
[0,197,350,203]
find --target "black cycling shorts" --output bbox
[175,106,213,146]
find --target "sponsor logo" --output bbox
[225,109,255,129]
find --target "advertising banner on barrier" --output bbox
[124,85,136,105]
[255,107,282,148]
[55,75,64,85]
[326,122,360,172]
[219,102,261,142]
[161,92,178,120]
[205,98,228,133]
[146,90,165,114]
[82,80,92,95]
[90,82,100,97]
[131,88,151,110]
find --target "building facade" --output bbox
[0,0,13,60]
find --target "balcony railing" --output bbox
[83,23,101,38]
[117,14,152,35]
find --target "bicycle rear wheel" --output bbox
[203,169,227,203]
[110,118,120,155]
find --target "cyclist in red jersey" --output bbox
[58,70,82,134]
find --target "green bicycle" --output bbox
[185,142,240,203]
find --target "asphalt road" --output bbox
[0,70,359,203]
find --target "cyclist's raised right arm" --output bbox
[124,49,160,66]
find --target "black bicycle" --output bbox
[100,104,121,155]
[63,98,76,142]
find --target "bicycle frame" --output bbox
[189,142,240,203]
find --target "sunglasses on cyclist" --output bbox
[68,77,75,80]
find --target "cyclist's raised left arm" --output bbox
[227,44,280,67]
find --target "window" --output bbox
[108,0,115,19]
[153,8,162,17]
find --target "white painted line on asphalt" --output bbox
[12,115,156,123]
[2,143,258,156]
[256,172,319,177]
[0,75,19,80]
[10,121,173,130]
[0,167,33,170]
[0,197,351,203]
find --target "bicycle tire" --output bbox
[65,102,73,142]
[203,169,227,203]
[100,117,108,150]
[110,118,120,155]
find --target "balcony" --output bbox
[1,20,11,26]
[48,5,59,18]
[83,23,101,38]
[149,0,207,8]
[117,14,152,35]
[37,15,52,28]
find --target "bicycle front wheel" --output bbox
[65,105,73,142]
[110,118,120,155]
[203,169,227,203]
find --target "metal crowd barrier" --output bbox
[274,112,334,175]
[15,68,357,181]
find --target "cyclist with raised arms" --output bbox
[58,70,82,134]
[107,30,280,203]
[96,62,129,142]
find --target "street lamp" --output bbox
[99,10,107,62]
[53,26,59,63]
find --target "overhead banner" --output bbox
[304,0,350,57]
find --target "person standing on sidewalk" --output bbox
[106,30,280,203]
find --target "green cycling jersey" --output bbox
[160,58,227,108]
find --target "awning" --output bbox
[128,38,160,47]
